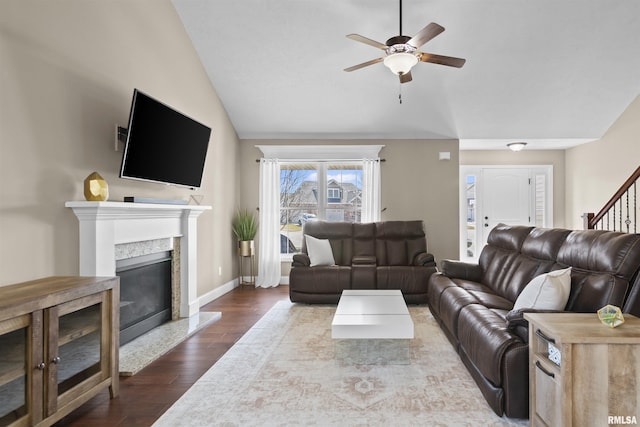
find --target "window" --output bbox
[327,187,341,203]
[256,144,383,258]
[280,162,363,254]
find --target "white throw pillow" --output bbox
[513,267,572,311]
[305,235,335,267]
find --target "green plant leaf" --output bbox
[232,208,258,241]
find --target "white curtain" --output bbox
[361,158,381,223]
[256,158,281,288]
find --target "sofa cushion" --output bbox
[438,285,481,339]
[374,220,427,266]
[302,221,353,265]
[457,304,523,387]
[479,224,568,302]
[558,230,640,312]
[558,229,640,277]
[567,271,628,312]
[289,266,352,303]
[376,266,433,295]
[513,267,572,311]
[478,248,534,300]
[427,273,458,318]
[441,260,483,282]
[521,227,572,261]
[353,222,376,257]
[305,235,335,266]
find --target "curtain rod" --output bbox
[255,158,386,163]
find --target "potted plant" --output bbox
[232,208,258,256]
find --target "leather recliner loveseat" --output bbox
[428,223,640,419]
[289,220,437,304]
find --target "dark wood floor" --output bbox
[55,285,290,427]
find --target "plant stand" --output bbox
[238,254,255,286]
[237,241,255,286]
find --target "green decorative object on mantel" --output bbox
[83,171,109,201]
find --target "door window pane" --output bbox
[465,174,477,258]
[534,174,546,227]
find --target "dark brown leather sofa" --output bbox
[428,223,640,419]
[289,220,437,304]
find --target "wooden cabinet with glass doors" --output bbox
[0,276,119,427]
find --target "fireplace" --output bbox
[65,201,210,321]
[117,251,173,345]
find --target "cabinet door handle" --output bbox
[535,328,556,344]
[36,362,46,370]
[52,356,61,364]
[535,360,555,378]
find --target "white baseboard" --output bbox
[198,277,289,308]
[198,278,238,307]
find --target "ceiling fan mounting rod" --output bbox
[399,0,403,36]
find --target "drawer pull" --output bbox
[535,328,556,344]
[535,360,555,378]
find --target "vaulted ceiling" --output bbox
[172,0,640,150]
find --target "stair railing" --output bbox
[583,165,640,233]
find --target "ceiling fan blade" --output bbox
[344,57,384,72]
[408,22,445,48]
[399,71,412,84]
[419,53,466,68]
[346,34,388,50]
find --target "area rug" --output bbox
[153,301,528,426]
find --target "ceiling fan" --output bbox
[344,0,466,83]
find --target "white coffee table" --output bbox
[331,289,414,339]
[332,290,414,364]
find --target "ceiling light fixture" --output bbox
[507,142,527,152]
[383,52,419,76]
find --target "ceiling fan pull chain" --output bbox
[399,84,403,104]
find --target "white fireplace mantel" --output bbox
[65,201,210,318]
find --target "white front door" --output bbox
[481,168,532,245]
[460,165,553,261]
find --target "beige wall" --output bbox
[459,150,566,228]
[239,139,460,272]
[565,96,640,229]
[0,1,240,294]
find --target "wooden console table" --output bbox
[0,276,119,427]
[525,312,640,427]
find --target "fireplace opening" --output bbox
[117,251,172,346]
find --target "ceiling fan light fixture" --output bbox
[507,142,527,152]
[383,52,418,75]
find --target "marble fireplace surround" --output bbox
[65,201,210,319]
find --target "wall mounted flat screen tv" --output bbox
[119,89,211,189]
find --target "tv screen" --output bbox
[119,89,211,189]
